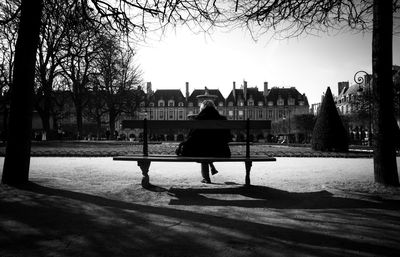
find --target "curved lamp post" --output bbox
[354,70,372,146]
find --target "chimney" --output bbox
[233,81,236,101]
[243,80,248,100]
[185,82,189,101]
[146,82,152,94]
[337,81,349,95]
[263,82,268,96]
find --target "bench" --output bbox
[113,119,276,187]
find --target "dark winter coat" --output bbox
[176,106,231,157]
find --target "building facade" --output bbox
[119,81,310,141]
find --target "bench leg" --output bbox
[245,160,252,186]
[137,160,151,188]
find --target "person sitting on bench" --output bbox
[176,100,231,183]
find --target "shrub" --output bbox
[312,87,349,152]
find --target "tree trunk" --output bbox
[96,116,102,140]
[75,103,83,139]
[372,0,399,186]
[2,0,43,185]
[109,109,116,140]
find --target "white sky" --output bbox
[136,27,400,105]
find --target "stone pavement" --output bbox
[0,141,374,158]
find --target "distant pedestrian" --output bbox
[176,100,231,183]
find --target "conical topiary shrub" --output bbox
[312,87,349,152]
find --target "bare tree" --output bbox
[0,0,19,142]
[227,0,399,186]
[34,0,71,138]
[91,34,143,138]
[57,4,104,139]
[1,0,221,185]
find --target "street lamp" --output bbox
[354,70,372,146]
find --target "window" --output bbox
[178,109,183,119]
[258,101,263,106]
[188,102,193,107]
[218,102,224,107]
[149,109,154,120]
[248,110,253,118]
[158,100,165,107]
[228,101,234,106]
[238,110,244,116]
[188,111,193,115]
[239,100,244,106]
[228,110,233,117]
[248,100,254,106]
[278,110,283,118]
[178,102,184,107]
[168,100,175,107]
[268,101,274,106]
[219,110,224,115]
[277,98,284,106]
[288,98,295,106]
[149,102,155,107]
[299,101,304,106]
[159,109,164,119]
[258,110,263,119]
[140,102,145,107]
[168,109,174,119]
[268,110,273,118]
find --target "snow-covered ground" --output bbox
[1,157,400,257]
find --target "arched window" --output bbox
[168,100,175,107]
[158,100,165,107]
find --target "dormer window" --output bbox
[258,101,263,106]
[218,102,224,107]
[178,102,184,107]
[168,100,175,107]
[228,101,234,106]
[299,101,304,106]
[158,100,165,107]
[188,102,193,107]
[248,100,254,106]
[149,102,155,107]
[277,98,284,106]
[139,102,145,107]
[288,98,295,106]
[239,100,244,106]
[268,101,274,106]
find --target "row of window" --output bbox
[147,108,297,120]
[337,94,357,104]
[142,98,302,107]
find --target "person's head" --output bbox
[199,100,216,112]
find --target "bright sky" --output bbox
[136,27,400,105]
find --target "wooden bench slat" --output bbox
[122,120,271,130]
[113,155,276,162]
